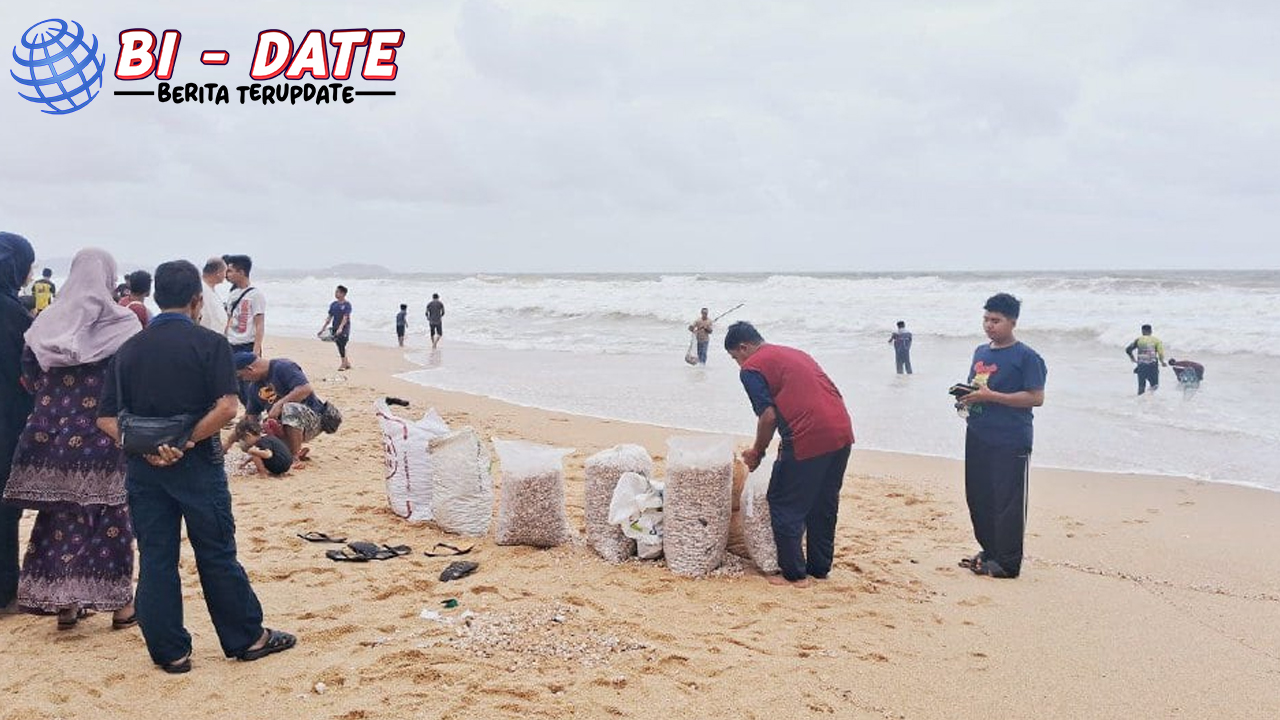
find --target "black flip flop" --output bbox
[298,532,348,543]
[439,560,479,582]
[326,548,370,562]
[423,543,474,557]
[329,542,411,561]
[158,655,192,674]
[958,552,983,569]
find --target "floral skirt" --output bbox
[18,504,134,612]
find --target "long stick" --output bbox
[711,303,744,323]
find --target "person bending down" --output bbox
[229,417,293,477]
[233,352,330,468]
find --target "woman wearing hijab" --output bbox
[2,248,140,629]
[0,232,36,613]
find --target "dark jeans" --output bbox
[0,432,23,606]
[231,342,256,406]
[964,430,1030,577]
[696,340,709,364]
[127,456,264,665]
[1136,363,1159,395]
[895,350,913,375]
[0,503,19,606]
[767,445,851,581]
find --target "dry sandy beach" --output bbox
[2,336,1278,720]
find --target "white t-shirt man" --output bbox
[199,281,227,333]
[225,285,266,347]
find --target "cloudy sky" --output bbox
[2,1,1278,272]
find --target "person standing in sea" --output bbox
[688,308,714,365]
[889,320,913,375]
[426,293,445,349]
[1125,324,1166,395]
[956,293,1047,579]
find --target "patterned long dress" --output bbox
[2,350,133,611]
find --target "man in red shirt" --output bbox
[118,270,152,328]
[726,321,855,588]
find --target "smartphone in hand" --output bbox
[948,383,978,398]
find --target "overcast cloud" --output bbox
[2,0,1278,272]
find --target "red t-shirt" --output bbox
[740,344,855,461]
[118,296,150,328]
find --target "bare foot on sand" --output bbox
[767,575,812,588]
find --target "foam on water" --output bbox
[252,270,1280,491]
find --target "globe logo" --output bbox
[11,19,105,115]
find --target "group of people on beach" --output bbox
[2,233,310,674]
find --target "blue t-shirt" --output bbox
[328,300,351,337]
[395,309,406,330]
[247,359,324,415]
[965,341,1047,449]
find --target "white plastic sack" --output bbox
[741,456,779,574]
[493,439,574,547]
[375,399,450,521]
[428,428,493,536]
[608,471,665,559]
[662,435,736,577]
[585,444,653,562]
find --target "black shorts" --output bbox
[429,322,443,337]
[396,326,406,337]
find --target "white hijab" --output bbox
[24,248,141,370]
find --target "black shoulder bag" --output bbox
[114,360,200,456]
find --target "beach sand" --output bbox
[3,336,1278,719]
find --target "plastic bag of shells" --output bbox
[428,428,493,536]
[662,435,736,577]
[741,455,779,574]
[493,439,574,547]
[584,444,653,562]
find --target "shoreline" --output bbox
[368,334,1265,494]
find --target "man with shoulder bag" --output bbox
[97,260,295,674]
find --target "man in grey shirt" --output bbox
[425,293,445,349]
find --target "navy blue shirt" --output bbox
[965,341,1047,449]
[328,300,351,338]
[246,359,323,416]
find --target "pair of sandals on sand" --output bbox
[958,552,1016,579]
[299,533,478,579]
[298,533,409,561]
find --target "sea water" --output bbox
[257,271,1280,491]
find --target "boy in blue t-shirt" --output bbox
[395,304,407,347]
[955,293,1047,579]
